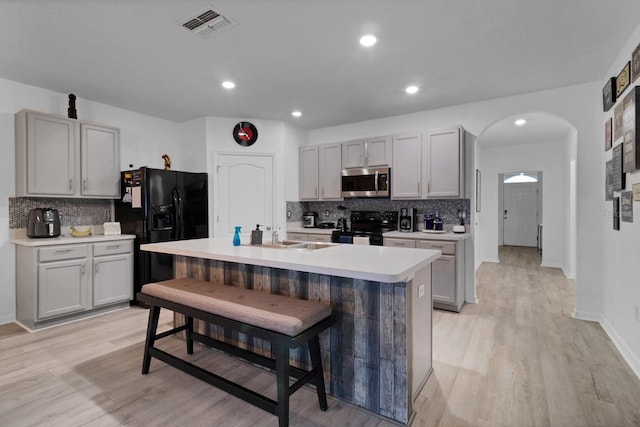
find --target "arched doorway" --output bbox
[473,112,577,278]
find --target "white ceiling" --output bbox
[1,0,639,130]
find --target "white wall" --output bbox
[599,23,640,377]
[479,141,569,272]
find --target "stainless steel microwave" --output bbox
[341,167,390,198]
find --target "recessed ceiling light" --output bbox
[515,119,526,126]
[222,81,235,89]
[291,111,302,118]
[359,34,377,47]
[405,85,419,94]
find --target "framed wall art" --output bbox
[605,160,614,201]
[621,191,633,222]
[603,77,617,112]
[632,42,640,83]
[614,102,624,141]
[633,182,640,201]
[612,143,625,191]
[605,117,613,151]
[613,197,620,230]
[622,86,640,172]
[616,61,631,98]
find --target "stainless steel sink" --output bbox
[258,240,338,250]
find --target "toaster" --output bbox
[27,208,61,238]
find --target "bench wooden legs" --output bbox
[141,304,160,375]
[186,316,194,355]
[274,344,290,427]
[308,335,328,411]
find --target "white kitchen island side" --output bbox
[140,237,440,425]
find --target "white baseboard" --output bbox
[573,310,640,380]
[599,316,640,381]
[561,267,576,279]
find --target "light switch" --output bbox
[418,284,425,298]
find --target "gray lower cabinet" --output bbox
[416,240,464,312]
[16,239,133,330]
[384,237,465,312]
[92,241,133,307]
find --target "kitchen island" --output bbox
[140,237,440,425]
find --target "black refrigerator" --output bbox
[115,167,208,303]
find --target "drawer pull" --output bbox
[432,245,444,249]
[55,249,73,254]
[106,245,120,250]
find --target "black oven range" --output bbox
[331,210,398,246]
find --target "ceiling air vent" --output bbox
[178,7,237,38]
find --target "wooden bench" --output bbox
[138,278,335,427]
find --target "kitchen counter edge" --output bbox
[11,234,136,247]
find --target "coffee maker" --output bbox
[398,208,416,232]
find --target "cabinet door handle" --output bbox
[315,187,318,196]
[55,249,72,254]
[81,264,86,275]
[432,244,444,249]
[69,179,73,191]
[83,180,87,191]
[106,245,120,250]
[321,187,324,197]
[95,264,99,274]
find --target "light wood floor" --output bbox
[2,246,639,426]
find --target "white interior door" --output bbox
[503,182,538,247]
[215,153,274,239]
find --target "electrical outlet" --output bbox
[418,284,425,298]
[634,304,640,322]
[287,210,291,218]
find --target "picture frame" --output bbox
[605,160,614,201]
[612,143,625,191]
[632,42,640,83]
[616,61,631,98]
[605,117,613,151]
[603,77,616,112]
[632,183,640,201]
[622,87,640,172]
[613,197,620,230]
[621,191,633,223]
[614,102,624,141]
[475,169,481,212]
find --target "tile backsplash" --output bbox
[287,198,471,225]
[9,197,113,229]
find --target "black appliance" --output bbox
[398,207,417,232]
[331,210,397,246]
[341,167,390,198]
[27,207,61,238]
[115,167,208,303]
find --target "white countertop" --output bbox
[11,234,135,247]
[384,230,470,241]
[286,226,470,241]
[140,236,441,283]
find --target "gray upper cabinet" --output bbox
[16,111,76,196]
[15,110,121,199]
[299,146,320,200]
[81,123,120,198]
[422,126,464,198]
[299,143,343,201]
[342,136,391,168]
[391,132,422,199]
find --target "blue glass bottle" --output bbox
[233,226,241,246]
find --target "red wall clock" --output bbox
[233,121,258,146]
